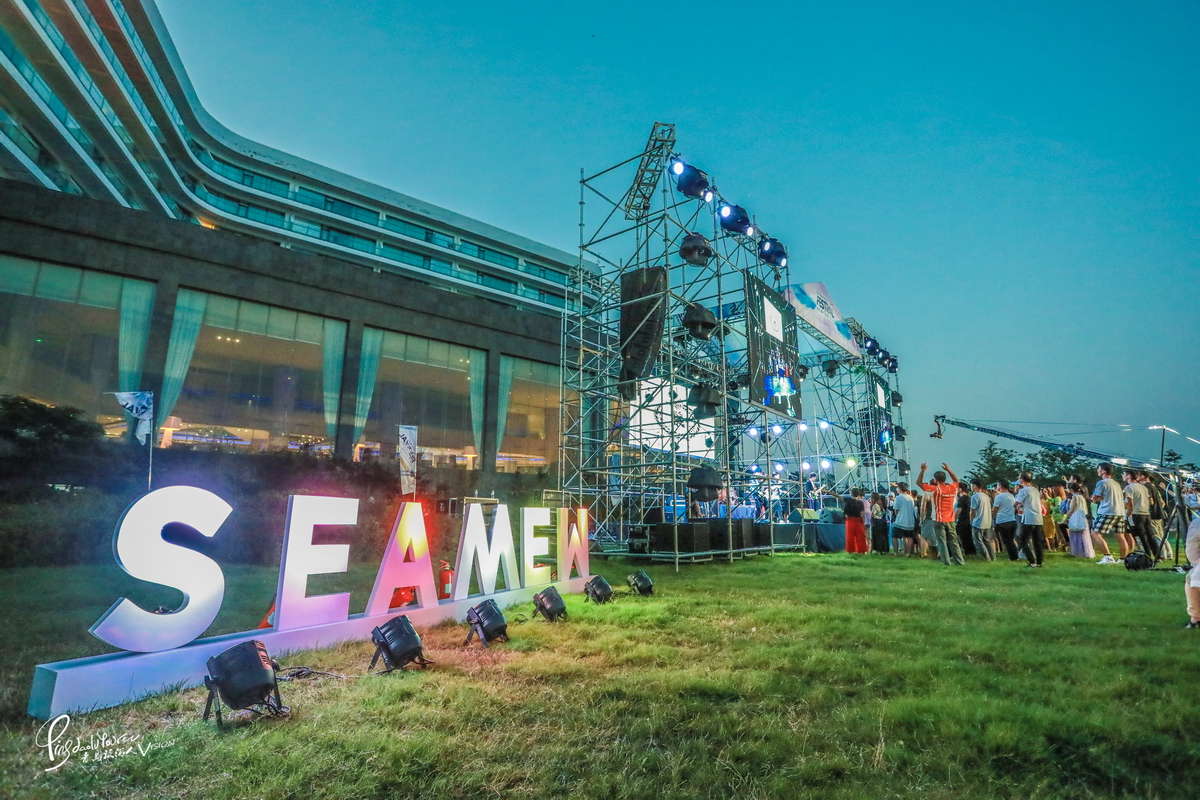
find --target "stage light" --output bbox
[802,461,811,470]
[533,586,568,622]
[771,424,783,435]
[847,458,857,468]
[686,383,721,419]
[796,365,809,381]
[898,459,910,475]
[628,570,654,595]
[679,233,715,268]
[818,420,830,430]
[688,466,723,502]
[748,464,761,473]
[864,338,879,356]
[758,238,787,267]
[682,302,719,338]
[464,599,508,647]
[203,640,286,726]
[823,360,839,378]
[748,426,759,437]
[894,426,907,442]
[774,462,785,472]
[369,614,432,673]
[886,356,898,373]
[584,575,614,604]
[820,459,831,470]
[877,349,890,364]
[798,421,808,432]
[891,392,903,406]
[673,163,713,201]
[718,204,753,236]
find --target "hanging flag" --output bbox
[113,391,154,445]
[397,425,418,495]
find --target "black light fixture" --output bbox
[532,586,568,622]
[584,575,614,604]
[679,232,714,267]
[671,161,713,202]
[894,426,907,442]
[796,364,809,381]
[876,349,890,365]
[203,640,286,726]
[687,466,723,502]
[886,356,899,373]
[891,391,903,406]
[718,204,755,236]
[823,360,839,378]
[897,459,910,476]
[758,238,788,268]
[864,338,880,356]
[686,383,721,419]
[369,614,433,673]
[464,599,508,647]
[628,570,654,595]
[682,303,719,339]
[747,425,771,444]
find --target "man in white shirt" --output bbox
[969,478,995,561]
[891,482,917,555]
[1092,463,1133,558]
[991,479,1020,561]
[1014,471,1045,568]
[1123,470,1156,557]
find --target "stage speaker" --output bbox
[733,517,754,549]
[818,507,846,524]
[687,466,723,502]
[619,266,668,400]
[652,522,710,553]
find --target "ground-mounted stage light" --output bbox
[679,233,715,267]
[628,570,654,595]
[682,302,719,339]
[886,356,899,373]
[864,338,879,356]
[370,614,432,673]
[584,575,613,604]
[686,383,721,419]
[823,360,839,378]
[533,586,568,622]
[687,466,723,502]
[464,599,508,647]
[718,204,754,236]
[894,426,907,442]
[758,238,787,267]
[891,391,903,406]
[672,162,713,201]
[203,639,286,726]
[897,459,910,475]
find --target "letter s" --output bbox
[89,486,231,652]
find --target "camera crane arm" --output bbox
[930,415,1127,463]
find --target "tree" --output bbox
[0,395,110,493]
[966,441,1025,486]
[1021,447,1095,486]
[1162,449,1199,472]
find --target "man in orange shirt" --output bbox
[917,461,965,565]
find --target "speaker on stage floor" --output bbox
[818,507,845,524]
[651,522,711,553]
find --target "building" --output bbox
[0,0,587,488]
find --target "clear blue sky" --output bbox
[158,0,1200,473]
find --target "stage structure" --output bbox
[791,315,910,501]
[560,123,811,565]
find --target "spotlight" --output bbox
[533,586,568,622]
[679,233,715,267]
[687,466,723,502]
[370,614,433,673]
[774,462,785,472]
[758,238,787,267]
[628,570,654,595]
[682,302,718,338]
[672,162,713,201]
[877,349,890,365]
[823,360,839,378]
[886,356,898,373]
[203,640,286,726]
[802,461,811,470]
[796,365,809,381]
[718,204,754,236]
[584,575,614,604]
[891,391,903,406]
[818,420,830,430]
[748,464,761,473]
[894,426,907,442]
[847,458,857,469]
[898,459,910,475]
[464,599,508,647]
[747,426,759,437]
[687,383,721,419]
[771,424,783,435]
[864,338,879,356]
[798,422,808,432]
[820,459,831,470]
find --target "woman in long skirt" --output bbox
[1066,482,1095,558]
[844,488,869,553]
[870,493,890,553]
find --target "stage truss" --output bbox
[559,123,909,562]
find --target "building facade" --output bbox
[0,0,585,485]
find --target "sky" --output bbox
[156,0,1200,475]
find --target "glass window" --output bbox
[495,356,561,474]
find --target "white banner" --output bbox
[784,283,862,358]
[396,425,418,472]
[112,391,154,444]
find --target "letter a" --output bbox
[366,502,439,615]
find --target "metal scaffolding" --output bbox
[559,123,807,565]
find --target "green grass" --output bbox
[2,552,1198,799]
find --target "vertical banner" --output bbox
[397,425,418,494]
[783,283,862,358]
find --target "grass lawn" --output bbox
[1,551,1197,799]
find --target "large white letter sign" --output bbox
[274,495,357,631]
[365,502,439,615]
[520,507,553,588]
[557,507,590,581]
[452,503,520,600]
[89,486,232,652]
